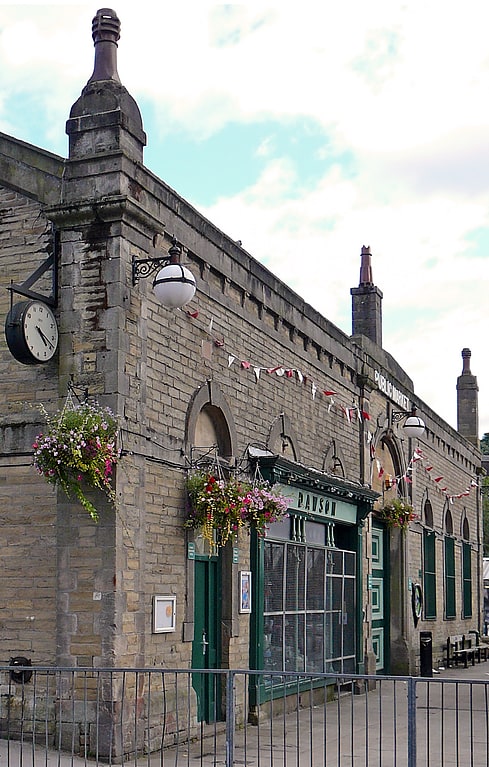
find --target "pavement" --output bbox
[2,660,489,766]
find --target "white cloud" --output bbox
[0,1,487,437]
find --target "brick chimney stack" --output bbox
[457,348,479,446]
[351,245,383,346]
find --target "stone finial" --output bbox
[359,245,373,285]
[88,8,121,84]
[461,348,472,374]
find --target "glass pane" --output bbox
[285,614,305,671]
[324,611,335,663]
[306,613,324,672]
[330,549,343,574]
[343,577,355,657]
[264,542,284,612]
[305,520,325,545]
[332,575,343,612]
[332,610,342,659]
[264,615,283,671]
[266,516,291,541]
[306,548,325,609]
[285,545,305,611]
[344,552,356,576]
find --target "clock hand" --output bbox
[36,325,54,349]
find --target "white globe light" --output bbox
[402,414,425,439]
[153,264,196,308]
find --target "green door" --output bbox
[371,523,388,673]
[192,556,222,722]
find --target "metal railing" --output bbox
[0,666,488,766]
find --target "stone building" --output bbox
[0,6,483,751]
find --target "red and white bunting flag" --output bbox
[361,410,371,420]
[228,355,235,367]
[378,463,384,478]
[241,360,251,369]
[285,369,294,378]
[296,370,304,383]
[267,366,282,374]
[434,476,443,483]
[312,382,317,399]
[323,390,337,397]
[425,466,433,472]
[253,367,261,382]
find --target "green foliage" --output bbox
[481,433,489,455]
[33,401,118,521]
[378,497,418,531]
[185,471,290,552]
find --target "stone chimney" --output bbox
[350,245,383,346]
[457,348,479,446]
[66,8,146,163]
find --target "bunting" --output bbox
[374,447,479,504]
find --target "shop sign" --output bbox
[374,370,410,410]
[277,484,357,525]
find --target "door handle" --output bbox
[201,630,209,656]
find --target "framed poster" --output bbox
[239,571,251,613]
[153,596,176,633]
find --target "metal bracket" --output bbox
[132,255,172,285]
[7,251,57,307]
[132,240,182,285]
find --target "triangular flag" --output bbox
[296,370,303,383]
[323,390,337,397]
[241,361,251,369]
[228,355,236,367]
[312,382,317,399]
[361,410,371,420]
[253,367,261,381]
[434,476,443,483]
[285,369,294,378]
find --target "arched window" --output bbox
[444,508,456,619]
[461,515,472,619]
[186,381,237,465]
[423,499,436,619]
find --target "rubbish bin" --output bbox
[420,631,433,677]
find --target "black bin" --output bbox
[420,631,433,677]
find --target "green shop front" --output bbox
[249,456,378,705]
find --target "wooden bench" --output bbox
[468,630,488,663]
[446,635,476,668]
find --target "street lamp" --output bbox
[132,239,196,309]
[391,405,426,439]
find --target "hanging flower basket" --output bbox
[185,471,290,551]
[378,498,417,531]
[32,401,118,522]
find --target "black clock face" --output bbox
[5,300,59,365]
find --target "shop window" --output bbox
[444,509,456,619]
[263,531,356,677]
[462,517,472,619]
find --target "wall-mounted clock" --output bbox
[5,300,59,365]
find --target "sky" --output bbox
[0,2,488,439]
